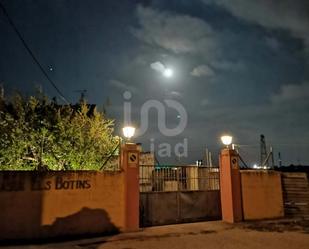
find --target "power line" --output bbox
[0,1,69,104]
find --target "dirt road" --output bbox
[2,220,309,249]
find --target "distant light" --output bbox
[253,164,258,169]
[221,135,233,146]
[122,126,135,139]
[163,68,173,78]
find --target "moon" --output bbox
[163,68,173,78]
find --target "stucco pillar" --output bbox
[121,143,140,231]
[219,148,243,223]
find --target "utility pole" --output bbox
[270,147,274,168]
[204,148,209,166]
[204,148,213,167]
[209,151,213,167]
[260,135,275,168]
[260,134,267,167]
[278,152,282,167]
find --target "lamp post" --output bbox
[219,134,243,223]
[120,125,139,231]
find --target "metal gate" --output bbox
[281,172,309,219]
[139,165,221,227]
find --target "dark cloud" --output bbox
[271,82,309,104]
[264,36,281,51]
[109,79,138,94]
[203,0,309,46]
[210,60,245,72]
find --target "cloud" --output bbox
[150,61,165,73]
[271,82,309,104]
[132,5,217,54]
[109,79,137,93]
[191,65,215,77]
[167,91,183,99]
[210,60,245,72]
[200,98,209,106]
[264,37,281,51]
[203,0,309,46]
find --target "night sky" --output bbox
[1,0,309,165]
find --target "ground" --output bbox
[1,220,309,249]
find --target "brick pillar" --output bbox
[121,143,140,231]
[219,148,243,223]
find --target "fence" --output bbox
[139,165,220,192]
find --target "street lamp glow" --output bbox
[122,126,135,140]
[221,135,233,146]
[163,68,173,78]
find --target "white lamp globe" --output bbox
[122,126,135,140]
[221,135,233,146]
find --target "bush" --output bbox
[0,91,118,170]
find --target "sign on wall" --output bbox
[128,152,138,167]
[231,156,239,169]
[0,174,91,192]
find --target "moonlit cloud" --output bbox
[150,61,165,73]
[132,5,217,54]
[191,65,215,77]
[168,91,183,99]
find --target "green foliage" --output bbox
[0,91,118,170]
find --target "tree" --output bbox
[0,90,119,170]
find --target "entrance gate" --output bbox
[139,165,221,227]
